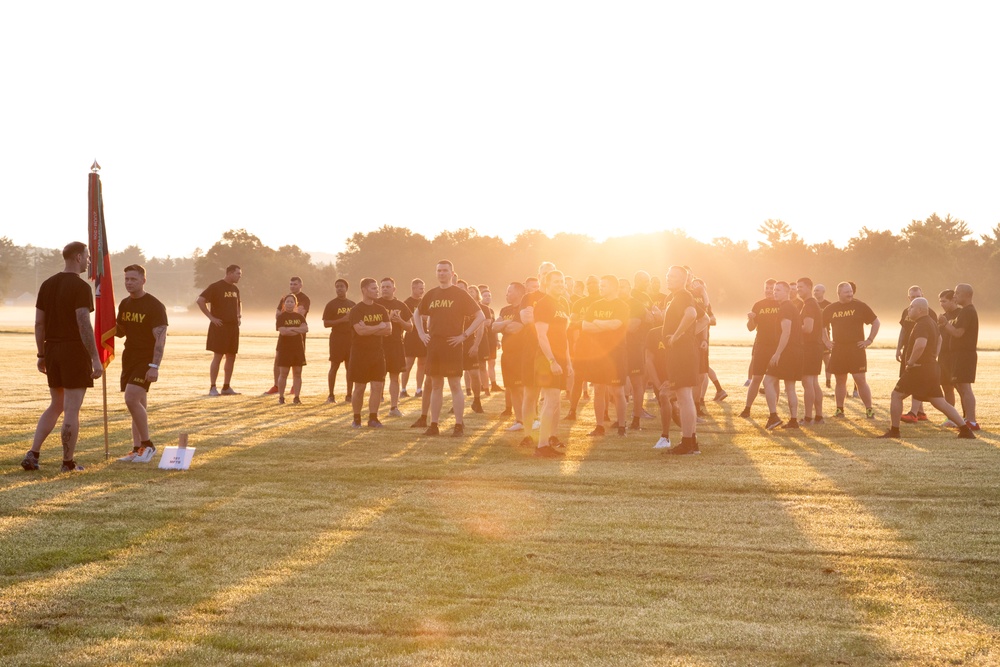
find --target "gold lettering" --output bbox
[831,310,856,319]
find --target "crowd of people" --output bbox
[21,243,982,471]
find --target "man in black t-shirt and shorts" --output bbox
[266,276,310,395]
[822,281,879,419]
[896,286,936,424]
[377,277,414,418]
[322,279,356,403]
[762,281,802,430]
[494,281,527,430]
[740,280,778,418]
[348,278,392,428]
[402,278,427,398]
[661,265,706,456]
[940,283,979,430]
[796,277,824,423]
[115,265,169,463]
[198,264,242,396]
[413,260,486,436]
[22,242,104,473]
[877,298,974,440]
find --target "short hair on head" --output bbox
[956,283,974,297]
[586,275,599,284]
[509,281,526,296]
[538,261,556,277]
[600,274,618,285]
[290,276,301,283]
[282,293,299,307]
[525,276,539,285]
[908,285,922,296]
[360,277,377,290]
[668,265,688,279]
[226,264,241,275]
[477,284,489,292]
[457,279,469,288]
[775,280,790,291]
[335,278,349,288]
[764,278,776,286]
[543,270,564,285]
[837,281,852,293]
[436,259,454,270]
[63,241,87,260]
[123,264,146,277]
[796,276,813,289]
[939,289,955,300]
[910,297,929,311]
[380,277,395,285]
[411,278,424,286]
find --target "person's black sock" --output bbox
[369,412,377,421]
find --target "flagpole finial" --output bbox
[91,160,101,173]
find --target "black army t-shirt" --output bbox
[418,286,481,337]
[116,293,168,358]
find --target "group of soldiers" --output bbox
[739,279,979,440]
[22,243,982,472]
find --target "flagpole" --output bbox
[89,160,114,462]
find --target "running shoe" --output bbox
[940,419,957,428]
[60,461,84,472]
[532,420,541,430]
[264,386,279,395]
[739,408,751,419]
[588,425,606,437]
[292,397,301,405]
[813,416,825,424]
[400,390,410,398]
[877,428,901,439]
[958,425,977,439]
[388,408,403,418]
[352,420,362,429]
[278,396,285,404]
[641,409,655,419]
[966,420,981,431]
[368,418,384,428]
[118,449,140,462]
[780,419,799,430]
[653,436,672,450]
[134,444,156,463]
[21,450,39,471]
[423,424,440,436]
[835,408,845,418]
[865,408,875,419]
[534,445,564,458]
[713,390,728,402]
[415,389,423,397]
[411,415,428,428]
[668,440,700,456]
[220,387,240,396]
[743,379,752,387]
[209,387,220,397]
[917,412,928,421]
[900,412,918,424]
[470,399,484,414]
[451,423,465,437]
[507,422,524,432]
[519,436,535,448]
[765,415,784,430]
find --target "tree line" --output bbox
[2,213,997,315]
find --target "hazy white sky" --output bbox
[2,1,998,259]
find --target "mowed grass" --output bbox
[1,331,999,666]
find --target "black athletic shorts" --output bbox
[951,350,977,384]
[590,347,627,387]
[829,343,867,375]
[801,342,823,376]
[626,339,644,377]
[500,347,523,387]
[329,333,351,364]
[532,352,567,390]
[45,341,94,390]
[766,344,802,382]
[206,322,240,354]
[751,344,776,376]
[894,362,944,401]
[348,349,386,384]
[665,342,698,389]
[121,354,153,392]
[463,339,481,372]
[403,330,426,358]
[426,336,464,378]
[937,353,953,385]
[384,337,405,374]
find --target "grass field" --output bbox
[1,331,999,666]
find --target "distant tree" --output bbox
[110,245,147,270]
[336,226,432,286]
[756,219,798,247]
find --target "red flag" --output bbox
[88,165,115,368]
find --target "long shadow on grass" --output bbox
[778,426,1000,642]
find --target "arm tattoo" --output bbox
[151,325,168,365]
[76,308,100,359]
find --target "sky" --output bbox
[2,1,999,260]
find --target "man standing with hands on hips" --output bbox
[198,264,242,396]
[22,242,103,472]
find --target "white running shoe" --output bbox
[507,422,524,432]
[941,419,957,427]
[388,408,403,417]
[118,449,139,462]
[415,389,423,397]
[532,420,541,430]
[134,444,156,463]
[653,436,672,450]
